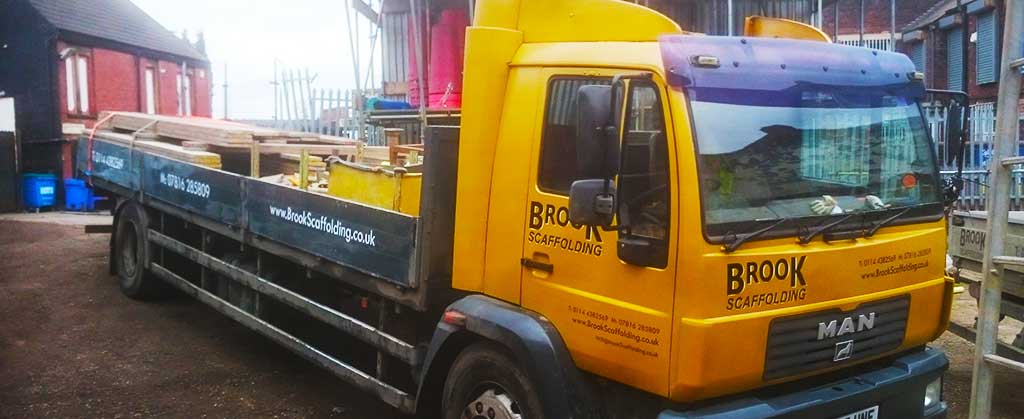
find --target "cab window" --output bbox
[537,77,611,194]
[618,81,670,267]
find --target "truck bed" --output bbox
[78,127,458,310]
[948,211,1024,321]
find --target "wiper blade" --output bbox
[722,218,789,253]
[798,213,857,244]
[864,206,913,237]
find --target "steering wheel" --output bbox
[622,184,669,225]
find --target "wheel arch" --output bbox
[414,294,599,419]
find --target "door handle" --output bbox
[521,257,554,273]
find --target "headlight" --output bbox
[924,377,942,409]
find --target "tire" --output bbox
[114,202,165,300]
[442,342,545,419]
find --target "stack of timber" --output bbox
[100,112,254,144]
[89,113,433,205]
[91,130,222,169]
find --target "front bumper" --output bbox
[658,347,948,419]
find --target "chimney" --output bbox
[196,31,207,55]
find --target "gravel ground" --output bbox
[1,218,1022,418]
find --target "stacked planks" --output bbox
[88,112,370,175]
[91,130,223,169]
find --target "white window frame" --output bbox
[64,51,91,115]
[144,67,157,114]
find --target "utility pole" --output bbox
[272,59,279,123]
[222,63,229,120]
[968,0,1024,418]
[890,0,895,51]
[858,0,865,47]
[834,0,839,40]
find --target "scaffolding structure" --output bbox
[969,0,1024,418]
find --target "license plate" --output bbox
[836,406,879,419]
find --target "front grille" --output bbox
[763,296,909,381]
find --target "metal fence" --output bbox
[271,66,402,144]
[836,33,894,51]
[926,102,1024,210]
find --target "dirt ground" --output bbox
[1,218,1023,419]
[0,220,403,419]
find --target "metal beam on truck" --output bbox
[149,263,417,413]
[148,229,422,366]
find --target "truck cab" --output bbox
[449,0,952,417]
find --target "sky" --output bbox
[130,0,378,120]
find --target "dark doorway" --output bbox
[1,97,18,212]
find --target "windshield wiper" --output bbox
[797,213,857,244]
[723,218,790,253]
[864,206,913,237]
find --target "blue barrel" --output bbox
[22,173,57,210]
[64,178,92,211]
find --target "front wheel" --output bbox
[442,342,544,419]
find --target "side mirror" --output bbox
[568,179,616,226]
[945,101,965,165]
[575,85,619,180]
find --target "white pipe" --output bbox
[727,0,734,36]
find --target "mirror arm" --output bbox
[927,89,969,206]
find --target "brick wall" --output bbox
[153,60,213,118]
[822,0,940,36]
[898,5,1016,105]
[192,66,212,117]
[157,60,180,115]
[92,48,139,114]
[56,41,212,125]
[965,9,1000,103]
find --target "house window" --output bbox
[184,73,192,116]
[176,73,183,115]
[976,11,999,85]
[144,68,157,114]
[946,27,964,91]
[908,41,926,73]
[64,52,90,114]
[176,71,193,116]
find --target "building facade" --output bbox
[0,0,212,189]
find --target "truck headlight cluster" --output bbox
[923,377,942,410]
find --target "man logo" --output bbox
[834,340,854,362]
[817,312,876,340]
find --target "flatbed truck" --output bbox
[83,1,957,418]
[948,210,1024,353]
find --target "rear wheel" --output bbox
[114,202,165,299]
[442,342,544,419]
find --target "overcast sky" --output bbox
[131,0,377,120]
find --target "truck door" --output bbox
[520,70,677,396]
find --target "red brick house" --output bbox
[0,0,212,184]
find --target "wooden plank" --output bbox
[317,135,359,145]
[101,112,253,144]
[181,141,209,151]
[90,130,221,168]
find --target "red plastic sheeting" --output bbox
[407,8,467,109]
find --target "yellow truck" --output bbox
[84,0,960,418]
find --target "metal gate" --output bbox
[926,102,1024,210]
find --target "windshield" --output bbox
[691,88,942,237]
